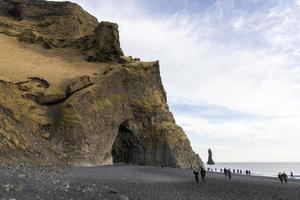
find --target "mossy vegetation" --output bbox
[60,107,82,124]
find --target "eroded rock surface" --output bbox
[0,0,98,48]
[94,21,124,62]
[0,0,202,168]
[66,76,93,96]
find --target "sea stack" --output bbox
[207,148,215,165]
[0,0,202,169]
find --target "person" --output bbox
[228,169,232,180]
[240,170,242,175]
[200,167,206,183]
[237,170,240,175]
[233,169,235,174]
[282,172,288,183]
[193,170,199,183]
[220,168,223,173]
[278,172,283,183]
[291,172,294,178]
[224,168,227,179]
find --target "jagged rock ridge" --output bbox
[0,0,202,168]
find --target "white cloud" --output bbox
[176,115,300,162]
[55,0,300,162]
[231,17,245,30]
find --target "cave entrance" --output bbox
[9,6,22,20]
[112,122,142,164]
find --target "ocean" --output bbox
[204,162,300,179]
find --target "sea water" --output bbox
[204,162,300,179]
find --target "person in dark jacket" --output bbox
[200,167,206,183]
[224,168,227,179]
[193,170,199,183]
[278,172,283,183]
[228,169,232,180]
[282,172,288,183]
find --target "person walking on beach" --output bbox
[200,167,206,183]
[193,170,199,183]
[291,172,294,178]
[278,172,283,183]
[224,168,227,179]
[282,172,288,183]
[228,169,232,180]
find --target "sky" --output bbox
[56,0,300,162]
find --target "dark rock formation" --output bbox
[0,0,202,168]
[94,21,124,62]
[0,0,98,46]
[207,148,215,165]
[52,62,201,167]
[0,0,124,62]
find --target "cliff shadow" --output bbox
[111,121,143,164]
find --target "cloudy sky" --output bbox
[58,0,300,162]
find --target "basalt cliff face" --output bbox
[0,0,202,168]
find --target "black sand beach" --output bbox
[0,164,299,200]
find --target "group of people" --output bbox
[278,172,289,183]
[195,167,254,182]
[193,167,206,183]
[192,165,295,184]
[223,168,232,179]
[228,168,251,175]
[207,167,251,176]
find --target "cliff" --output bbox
[0,0,202,168]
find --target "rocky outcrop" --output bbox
[81,22,124,62]
[0,0,202,168]
[207,148,215,165]
[94,22,124,62]
[0,0,98,47]
[0,0,125,61]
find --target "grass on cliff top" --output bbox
[0,33,111,88]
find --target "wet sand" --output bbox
[0,164,299,200]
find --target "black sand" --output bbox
[0,164,299,200]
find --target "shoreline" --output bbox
[205,162,300,180]
[205,170,300,180]
[206,171,300,183]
